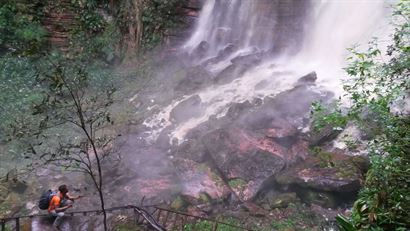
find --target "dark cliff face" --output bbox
[43,0,76,49]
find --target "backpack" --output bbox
[38,190,56,210]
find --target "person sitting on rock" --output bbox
[48,184,82,230]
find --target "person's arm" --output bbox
[66,193,83,201]
[55,204,72,212]
[49,196,71,212]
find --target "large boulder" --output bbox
[225,100,254,120]
[275,152,367,193]
[308,124,343,147]
[230,53,262,66]
[295,71,317,86]
[213,52,262,84]
[213,63,250,84]
[241,85,333,130]
[173,158,231,201]
[193,41,209,58]
[202,43,237,66]
[201,127,290,200]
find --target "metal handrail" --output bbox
[0,205,253,231]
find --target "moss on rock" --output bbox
[265,192,300,209]
[170,195,188,211]
[275,151,366,193]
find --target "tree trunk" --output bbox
[97,184,107,231]
[122,0,143,57]
[90,140,108,231]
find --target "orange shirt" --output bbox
[48,193,61,212]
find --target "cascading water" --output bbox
[184,0,287,56]
[295,0,391,92]
[143,0,391,143]
[21,2,396,229]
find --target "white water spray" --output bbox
[295,0,392,94]
[144,0,392,143]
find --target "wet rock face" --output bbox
[193,41,210,58]
[202,43,238,66]
[225,101,254,120]
[259,192,301,210]
[174,66,212,93]
[185,0,203,10]
[298,189,338,208]
[308,124,343,147]
[240,85,333,131]
[170,95,204,123]
[275,152,367,193]
[198,126,309,201]
[169,82,333,201]
[204,130,287,181]
[173,158,231,201]
[296,71,317,86]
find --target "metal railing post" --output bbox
[15,218,20,231]
[156,209,161,223]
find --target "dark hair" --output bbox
[58,185,68,193]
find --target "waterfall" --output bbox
[184,0,310,59]
[184,0,279,55]
[143,0,392,143]
[295,0,391,93]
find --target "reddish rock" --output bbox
[201,127,310,200]
[275,152,367,192]
[173,158,231,201]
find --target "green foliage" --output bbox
[183,220,213,231]
[311,1,410,230]
[336,215,356,231]
[0,1,47,55]
[310,147,335,168]
[71,0,108,32]
[228,178,247,188]
[183,217,242,231]
[311,101,347,132]
[70,21,121,63]
[0,56,43,141]
[70,0,121,63]
[141,0,187,49]
[113,222,143,231]
[271,219,296,230]
[268,203,322,230]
